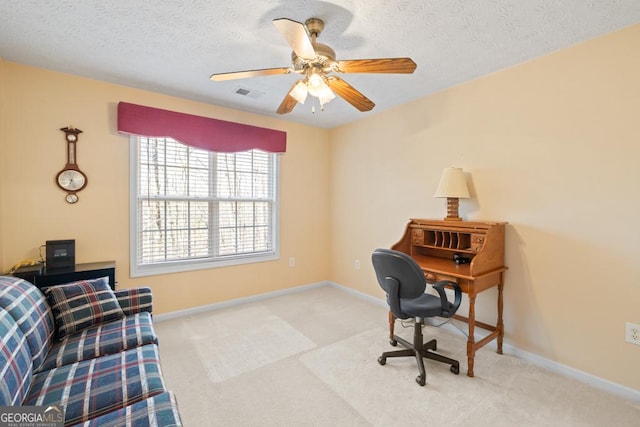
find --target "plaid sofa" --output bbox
[0,276,182,426]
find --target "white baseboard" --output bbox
[154,280,640,403]
[504,343,640,402]
[327,281,640,403]
[153,281,329,322]
[326,281,388,308]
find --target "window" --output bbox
[130,136,279,277]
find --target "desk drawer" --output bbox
[424,271,453,283]
[423,272,471,293]
[471,234,485,252]
[411,229,424,245]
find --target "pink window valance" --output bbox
[117,102,286,153]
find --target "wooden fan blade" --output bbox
[273,18,316,61]
[327,76,375,112]
[210,67,291,82]
[276,81,301,114]
[276,95,297,115]
[336,58,417,74]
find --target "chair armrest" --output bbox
[431,280,462,318]
[114,287,153,315]
[384,277,405,319]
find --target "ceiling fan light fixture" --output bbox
[318,88,335,105]
[307,72,328,97]
[306,72,335,105]
[290,80,308,103]
[292,71,335,110]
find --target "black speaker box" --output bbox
[46,239,75,270]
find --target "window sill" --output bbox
[130,252,280,277]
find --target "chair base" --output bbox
[377,319,459,386]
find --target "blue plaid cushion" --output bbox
[0,308,33,405]
[70,391,182,426]
[24,344,167,425]
[37,311,159,372]
[114,288,153,316]
[0,276,55,370]
[45,277,124,340]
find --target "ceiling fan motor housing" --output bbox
[291,42,336,73]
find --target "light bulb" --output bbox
[307,73,327,97]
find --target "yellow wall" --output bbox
[329,24,640,391]
[0,61,331,315]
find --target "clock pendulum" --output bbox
[56,127,87,204]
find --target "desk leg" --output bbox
[467,294,476,377]
[388,311,395,341]
[497,282,504,355]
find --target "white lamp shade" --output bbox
[289,80,308,104]
[433,167,470,198]
[318,88,336,105]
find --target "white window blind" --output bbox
[130,136,278,276]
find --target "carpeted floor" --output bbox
[154,285,640,426]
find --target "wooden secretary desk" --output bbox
[390,219,507,377]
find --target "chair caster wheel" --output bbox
[378,356,386,365]
[389,339,397,346]
[450,364,460,375]
[416,375,425,386]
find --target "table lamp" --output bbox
[433,167,470,221]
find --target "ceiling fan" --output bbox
[210,17,417,114]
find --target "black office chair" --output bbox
[372,248,463,386]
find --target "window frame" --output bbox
[129,136,280,277]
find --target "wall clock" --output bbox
[56,127,87,204]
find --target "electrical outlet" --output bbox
[289,257,295,267]
[354,260,361,270]
[625,322,640,346]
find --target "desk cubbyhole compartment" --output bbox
[450,233,459,249]
[424,230,436,245]
[409,228,476,253]
[434,231,443,246]
[457,233,471,250]
[442,232,451,248]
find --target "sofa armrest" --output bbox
[114,287,153,315]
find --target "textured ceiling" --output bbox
[1,0,639,128]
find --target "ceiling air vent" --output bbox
[234,86,265,99]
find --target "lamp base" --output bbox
[444,197,463,221]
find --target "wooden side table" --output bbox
[13,261,116,290]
